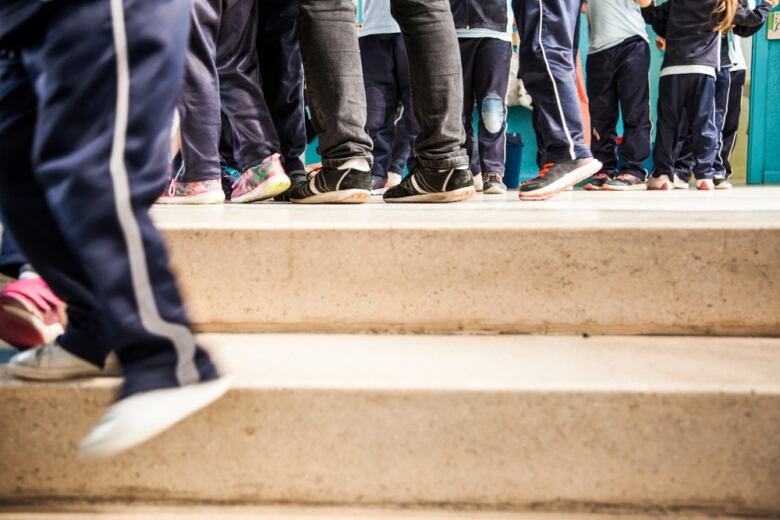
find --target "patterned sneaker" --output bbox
[603,173,647,191]
[583,172,611,191]
[482,172,508,194]
[673,176,690,190]
[519,158,602,201]
[473,172,484,193]
[714,177,733,190]
[383,165,475,203]
[290,163,372,204]
[0,278,65,349]
[647,174,674,191]
[273,170,308,202]
[157,178,225,205]
[231,154,291,203]
[696,178,715,191]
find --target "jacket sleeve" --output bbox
[641,2,671,37]
[733,0,773,37]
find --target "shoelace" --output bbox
[522,163,555,185]
[167,163,186,197]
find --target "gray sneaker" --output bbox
[482,172,507,194]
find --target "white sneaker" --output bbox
[714,178,733,190]
[386,171,402,189]
[79,376,233,459]
[8,342,121,381]
[673,176,690,190]
[473,172,483,192]
[696,178,715,191]
[647,174,674,191]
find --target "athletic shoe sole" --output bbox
[483,185,508,195]
[715,183,733,190]
[292,189,371,204]
[0,303,63,349]
[603,182,648,191]
[9,350,121,381]
[231,173,291,203]
[583,183,604,191]
[696,180,715,191]
[80,376,233,459]
[383,186,476,203]
[156,191,226,205]
[519,159,602,201]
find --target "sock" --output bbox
[337,158,371,172]
[18,264,39,280]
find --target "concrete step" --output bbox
[2,334,780,515]
[153,188,780,336]
[0,505,767,520]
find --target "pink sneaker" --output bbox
[231,154,291,203]
[157,179,225,205]
[0,278,66,349]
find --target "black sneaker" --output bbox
[482,172,508,195]
[603,173,647,191]
[583,172,611,191]
[290,166,371,204]
[383,165,475,203]
[713,176,733,190]
[273,170,308,202]
[519,158,602,201]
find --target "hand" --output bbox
[656,36,667,52]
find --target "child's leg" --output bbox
[459,39,480,175]
[674,128,694,184]
[652,75,686,178]
[513,0,591,164]
[389,35,418,175]
[257,0,307,173]
[586,48,620,175]
[360,35,400,180]
[720,69,746,180]
[712,68,731,179]
[686,75,718,180]
[218,0,280,172]
[473,38,512,176]
[615,38,652,179]
[0,215,26,278]
[178,0,223,182]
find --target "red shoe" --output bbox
[0,278,65,349]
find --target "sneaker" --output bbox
[518,158,602,201]
[383,165,475,203]
[386,171,403,190]
[583,172,611,191]
[673,176,690,190]
[714,177,733,190]
[231,154,290,203]
[482,172,508,195]
[371,175,389,195]
[603,173,647,191]
[473,172,484,193]
[8,342,121,381]
[157,179,225,205]
[80,376,233,459]
[647,174,674,191]
[290,161,371,204]
[0,278,65,349]
[696,178,715,191]
[273,170,308,202]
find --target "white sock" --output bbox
[337,158,371,172]
[18,264,40,280]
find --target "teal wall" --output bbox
[747,9,780,184]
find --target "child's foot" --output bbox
[482,172,508,194]
[519,158,602,201]
[290,159,372,204]
[80,376,233,459]
[8,342,121,380]
[158,179,225,205]
[273,170,308,202]
[673,176,690,190]
[473,171,484,193]
[603,173,647,191]
[647,174,674,191]
[0,278,65,349]
[383,165,475,203]
[714,177,733,190]
[583,172,611,191]
[696,178,715,191]
[231,154,290,203]
[386,171,403,190]
[371,175,389,195]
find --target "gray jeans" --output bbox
[299,0,468,170]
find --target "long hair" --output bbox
[713,0,738,34]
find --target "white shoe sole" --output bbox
[156,191,225,205]
[292,189,371,204]
[9,350,120,381]
[231,173,291,203]
[383,186,476,203]
[715,183,733,190]
[483,185,508,195]
[80,376,233,459]
[603,183,647,191]
[519,159,602,201]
